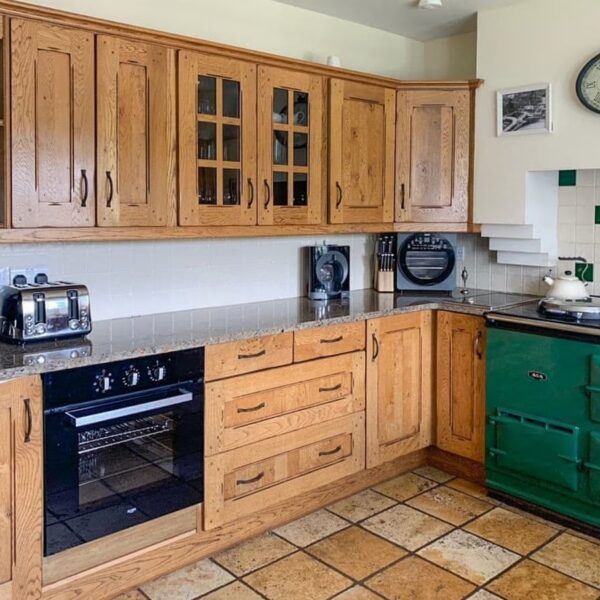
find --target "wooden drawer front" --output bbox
[205,352,365,455]
[205,333,293,381]
[205,413,365,529]
[294,322,366,362]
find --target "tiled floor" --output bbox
[114,467,600,600]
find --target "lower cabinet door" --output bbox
[0,403,12,588]
[204,413,365,529]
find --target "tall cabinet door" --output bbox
[366,312,433,468]
[396,89,470,223]
[179,52,257,226]
[436,312,485,462]
[329,80,395,224]
[257,66,325,226]
[11,19,95,228]
[97,36,176,227]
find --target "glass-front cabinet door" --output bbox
[178,52,257,226]
[257,67,325,226]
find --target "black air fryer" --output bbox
[305,243,350,301]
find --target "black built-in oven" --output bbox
[43,348,204,556]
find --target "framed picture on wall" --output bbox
[497,83,552,136]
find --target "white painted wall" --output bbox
[423,32,477,80]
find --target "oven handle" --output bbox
[65,391,193,428]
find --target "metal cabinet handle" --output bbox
[238,349,266,360]
[474,331,483,359]
[81,169,89,207]
[400,183,406,211]
[264,179,271,209]
[237,402,266,414]
[248,178,254,209]
[320,335,343,344]
[106,171,114,208]
[319,383,342,393]
[237,472,264,485]
[23,399,32,444]
[372,333,379,361]
[319,445,342,457]
[335,181,343,209]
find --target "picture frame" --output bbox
[496,83,552,136]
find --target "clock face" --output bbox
[577,53,600,113]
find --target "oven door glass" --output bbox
[44,384,203,556]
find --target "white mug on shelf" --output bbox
[326,55,342,67]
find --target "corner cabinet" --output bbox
[257,66,325,226]
[329,80,395,224]
[366,312,433,468]
[0,376,42,600]
[396,89,471,223]
[436,312,485,462]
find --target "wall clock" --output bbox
[576,52,600,113]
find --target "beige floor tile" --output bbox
[328,489,396,522]
[366,556,475,600]
[243,551,351,600]
[464,507,557,554]
[566,528,600,545]
[332,585,382,600]
[140,559,234,600]
[273,509,349,547]
[362,504,452,551]
[413,466,455,483]
[406,486,493,526]
[500,504,564,530]
[213,532,295,576]
[201,581,262,600]
[308,526,406,580]
[446,478,500,504]
[533,532,600,588]
[372,473,438,502]
[417,529,520,585]
[488,559,600,600]
[469,591,503,600]
[111,591,147,600]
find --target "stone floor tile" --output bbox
[417,529,520,585]
[468,591,503,600]
[328,489,396,522]
[273,509,349,547]
[413,466,455,483]
[111,591,148,600]
[200,581,262,600]
[372,473,438,502]
[446,478,501,504]
[331,585,382,600]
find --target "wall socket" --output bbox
[9,266,49,285]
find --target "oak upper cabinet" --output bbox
[97,36,176,227]
[257,66,325,226]
[179,52,257,226]
[366,312,433,468]
[0,376,42,600]
[10,19,95,227]
[329,80,395,224]
[396,89,471,223]
[436,312,485,462]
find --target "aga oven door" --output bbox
[44,383,203,556]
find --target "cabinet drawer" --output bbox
[205,413,365,529]
[205,333,293,381]
[205,352,365,455]
[294,322,365,362]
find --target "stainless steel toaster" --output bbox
[0,278,91,343]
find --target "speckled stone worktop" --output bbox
[0,289,537,382]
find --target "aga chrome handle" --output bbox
[335,181,343,209]
[319,383,342,393]
[372,333,380,361]
[320,335,343,344]
[80,169,89,208]
[238,349,266,360]
[264,179,271,209]
[237,472,264,485]
[248,178,254,209]
[23,399,32,444]
[318,445,342,457]
[106,171,114,208]
[474,331,483,359]
[237,402,266,414]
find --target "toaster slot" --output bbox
[33,293,46,324]
[67,290,79,320]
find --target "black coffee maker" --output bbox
[305,243,350,301]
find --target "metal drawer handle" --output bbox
[400,182,406,210]
[237,349,266,360]
[320,335,343,344]
[81,169,89,207]
[106,171,114,208]
[319,383,342,393]
[372,333,379,361]
[319,445,342,457]
[24,399,32,444]
[237,472,264,485]
[264,179,271,209]
[335,181,343,209]
[237,402,266,414]
[474,331,483,359]
[488,447,507,457]
[248,178,254,209]
[584,461,600,473]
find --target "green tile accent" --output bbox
[576,262,594,282]
[559,170,577,186]
[595,206,600,225]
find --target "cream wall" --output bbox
[423,32,477,80]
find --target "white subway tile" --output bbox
[577,169,596,186]
[558,187,577,206]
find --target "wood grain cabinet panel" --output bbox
[396,89,470,223]
[294,322,365,362]
[329,80,395,224]
[436,311,485,462]
[10,19,95,228]
[366,312,433,468]
[97,36,176,227]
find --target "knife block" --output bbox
[375,270,394,293]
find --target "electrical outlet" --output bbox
[9,266,49,285]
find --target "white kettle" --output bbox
[542,270,590,301]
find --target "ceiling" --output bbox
[273,0,526,41]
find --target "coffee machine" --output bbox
[305,243,350,301]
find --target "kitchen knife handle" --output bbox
[23,398,32,444]
[106,171,114,208]
[81,169,89,208]
[372,333,379,361]
[247,177,254,208]
[237,472,264,485]
[335,181,343,209]
[474,331,483,359]
[264,179,271,209]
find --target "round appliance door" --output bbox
[315,250,349,295]
[398,233,456,286]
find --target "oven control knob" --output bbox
[124,367,141,387]
[94,372,113,393]
[148,364,167,382]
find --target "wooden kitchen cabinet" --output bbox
[436,312,485,462]
[366,312,433,468]
[10,19,95,228]
[97,36,176,227]
[396,89,471,223]
[257,66,325,226]
[0,376,42,600]
[329,79,395,224]
[178,52,257,226]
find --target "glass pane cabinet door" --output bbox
[179,52,257,226]
[258,67,324,226]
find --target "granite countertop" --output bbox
[0,288,537,382]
